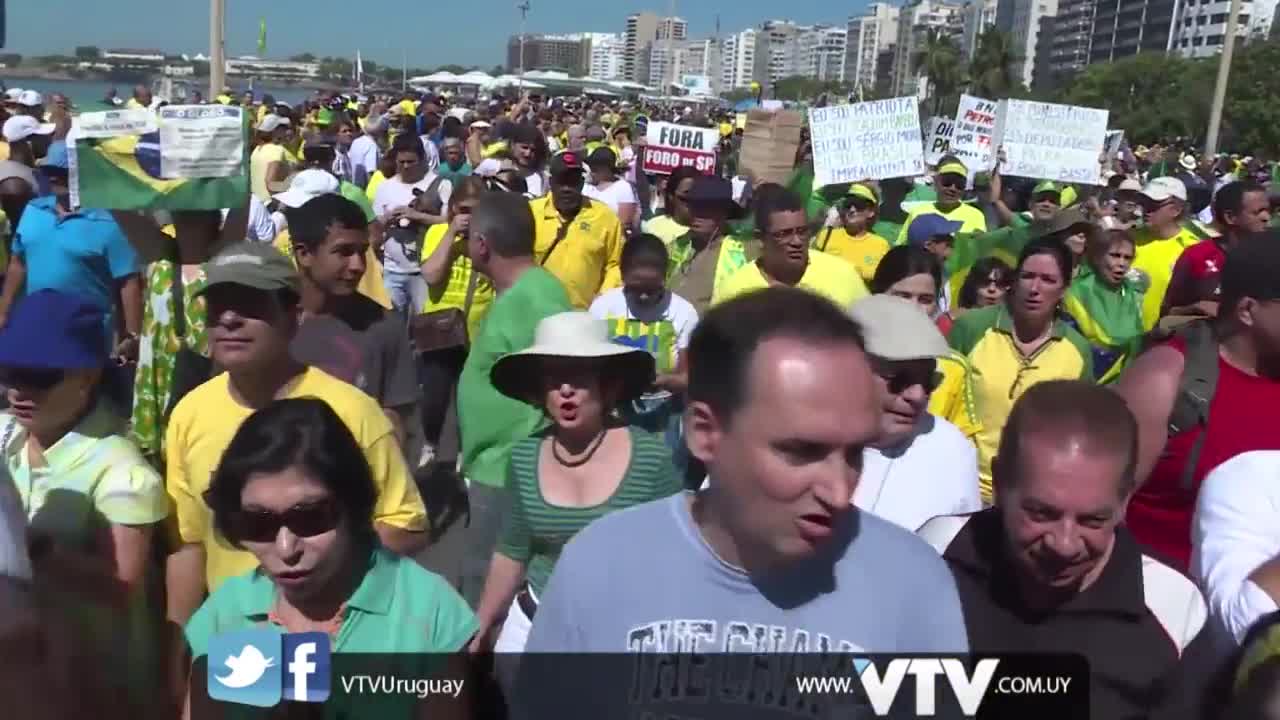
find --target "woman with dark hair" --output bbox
[184,398,476,713]
[955,257,1012,312]
[870,245,981,442]
[641,166,700,246]
[469,313,680,678]
[1063,229,1144,383]
[949,238,1093,503]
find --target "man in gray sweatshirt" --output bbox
[516,287,969,718]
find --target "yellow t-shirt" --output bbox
[641,214,689,247]
[420,224,495,338]
[897,202,988,245]
[250,142,287,202]
[529,196,624,309]
[0,141,9,161]
[366,171,389,202]
[814,227,891,283]
[165,368,427,591]
[712,250,869,309]
[1132,225,1200,331]
[272,229,392,310]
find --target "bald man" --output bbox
[919,380,1211,720]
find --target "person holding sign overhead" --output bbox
[898,159,987,246]
[813,183,891,283]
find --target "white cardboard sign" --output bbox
[993,99,1108,185]
[809,97,924,187]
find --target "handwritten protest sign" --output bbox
[809,97,923,187]
[992,99,1108,185]
[1104,130,1125,161]
[924,116,953,166]
[950,94,997,170]
[641,121,719,176]
[69,105,248,210]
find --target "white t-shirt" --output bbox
[349,135,380,188]
[584,180,637,218]
[372,173,454,274]
[1192,450,1280,646]
[523,170,548,199]
[853,415,981,533]
[588,287,698,374]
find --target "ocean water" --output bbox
[2,77,315,110]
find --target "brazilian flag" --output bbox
[1062,267,1145,384]
[71,108,250,211]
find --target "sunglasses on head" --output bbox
[1,367,66,391]
[229,499,341,543]
[878,369,943,396]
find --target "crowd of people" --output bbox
[2,80,1280,719]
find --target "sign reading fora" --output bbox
[642,121,719,176]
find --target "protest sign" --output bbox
[950,94,997,170]
[924,116,953,166]
[740,110,804,185]
[70,105,249,210]
[992,99,1108,185]
[1104,130,1125,161]
[641,121,719,176]
[808,97,923,188]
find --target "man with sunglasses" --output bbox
[1132,177,1199,330]
[712,187,866,309]
[163,242,427,633]
[528,150,624,309]
[897,158,988,246]
[850,295,981,531]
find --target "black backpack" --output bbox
[1164,319,1221,490]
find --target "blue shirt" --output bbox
[12,196,140,336]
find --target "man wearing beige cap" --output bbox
[849,294,982,531]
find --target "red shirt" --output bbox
[1126,335,1280,570]
[1164,239,1226,310]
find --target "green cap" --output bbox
[197,242,300,297]
[1032,180,1061,197]
[846,183,879,205]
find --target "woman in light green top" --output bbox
[0,289,168,718]
[184,398,477,719]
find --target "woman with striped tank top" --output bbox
[467,312,683,665]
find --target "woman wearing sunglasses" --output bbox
[468,313,681,680]
[184,398,477,717]
[943,256,1013,333]
[0,290,168,715]
[870,246,982,443]
[813,182,890,284]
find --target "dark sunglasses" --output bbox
[454,206,474,215]
[229,499,341,543]
[1,367,66,391]
[937,175,966,189]
[983,274,1011,288]
[879,369,944,396]
[844,199,875,213]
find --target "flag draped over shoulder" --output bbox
[70,107,249,211]
[944,224,1036,299]
[1062,267,1145,384]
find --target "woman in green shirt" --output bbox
[470,312,681,666]
[184,398,477,718]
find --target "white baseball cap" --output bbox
[272,169,340,209]
[256,114,291,133]
[16,90,43,108]
[2,115,55,143]
[1141,176,1188,203]
[3,88,23,103]
[1117,177,1142,193]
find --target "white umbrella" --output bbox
[414,71,460,84]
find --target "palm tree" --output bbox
[912,29,964,114]
[968,28,1025,99]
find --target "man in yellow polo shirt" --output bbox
[1131,176,1199,330]
[164,242,428,630]
[529,150,624,308]
[898,158,987,245]
[714,187,867,309]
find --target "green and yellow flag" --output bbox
[258,18,268,56]
[69,106,249,211]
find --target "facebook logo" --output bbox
[282,632,331,702]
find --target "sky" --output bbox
[6,1,866,68]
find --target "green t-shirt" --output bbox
[497,427,682,596]
[459,267,573,487]
[339,181,376,222]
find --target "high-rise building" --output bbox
[800,25,848,82]
[845,4,901,92]
[892,0,965,96]
[583,32,626,79]
[757,20,808,83]
[1169,0,1275,57]
[647,38,719,90]
[1088,0,1177,63]
[960,0,999,59]
[721,28,758,89]
[1032,0,1095,91]
[624,11,688,83]
[997,0,1060,88]
[506,34,590,75]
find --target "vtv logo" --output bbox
[854,657,999,717]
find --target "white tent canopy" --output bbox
[482,75,546,90]
[456,71,494,84]
[411,71,460,84]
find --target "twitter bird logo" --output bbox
[207,630,285,707]
[216,645,276,688]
